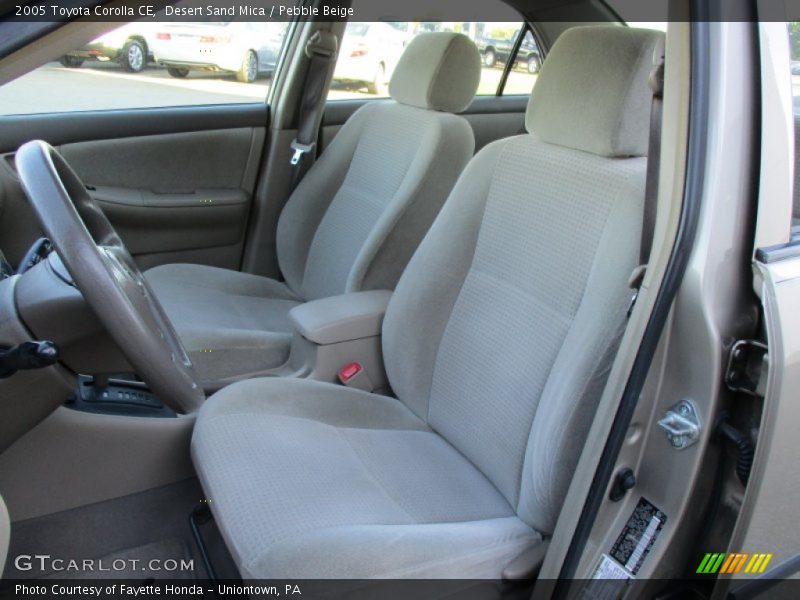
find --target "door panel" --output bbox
[61,128,260,191]
[93,192,250,271]
[320,95,527,154]
[0,105,268,271]
[61,127,263,269]
[0,103,268,152]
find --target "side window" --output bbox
[499,29,542,95]
[788,22,800,232]
[329,22,538,101]
[328,0,535,101]
[0,20,291,116]
[330,21,405,98]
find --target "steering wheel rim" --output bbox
[15,140,205,413]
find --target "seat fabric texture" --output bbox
[144,264,300,381]
[195,378,539,578]
[145,32,481,381]
[192,26,664,579]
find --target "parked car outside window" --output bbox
[332,22,408,95]
[330,21,541,100]
[59,22,159,73]
[151,22,287,83]
[475,26,541,73]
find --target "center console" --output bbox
[284,290,392,393]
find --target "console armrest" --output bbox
[289,290,393,345]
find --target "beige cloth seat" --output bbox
[146,32,482,382]
[192,26,664,579]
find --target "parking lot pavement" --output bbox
[0,62,539,115]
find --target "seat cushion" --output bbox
[192,378,541,578]
[145,264,301,381]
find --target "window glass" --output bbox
[501,30,542,95]
[0,20,291,116]
[329,20,536,100]
[789,23,800,113]
[627,22,668,31]
[787,22,800,233]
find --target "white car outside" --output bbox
[59,23,160,72]
[151,22,287,83]
[333,22,408,94]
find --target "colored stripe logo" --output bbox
[696,553,773,574]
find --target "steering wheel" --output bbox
[15,140,205,413]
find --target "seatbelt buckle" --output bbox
[338,362,374,392]
[290,140,315,166]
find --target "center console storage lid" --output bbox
[289,290,393,345]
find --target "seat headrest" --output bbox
[526,26,665,158]
[389,32,481,113]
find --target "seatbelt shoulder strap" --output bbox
[640,38,666,268]
[629,38,666,317]
[289,30,338,186]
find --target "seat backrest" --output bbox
[276,33,481,301]
[382,26,664,535]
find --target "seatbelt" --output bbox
[628,41,665,317]
[289,30,338,191]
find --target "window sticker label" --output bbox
[594,553,633,579]
[584,554,632,599]
[609,497,667,575]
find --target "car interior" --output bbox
[5,0,789,593]
[145,31,482,387]
[0,4,668,583]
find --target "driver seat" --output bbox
[145,32,481,383]
[192,26,663,579]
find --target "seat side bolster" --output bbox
[382,138,510,421]
[517,160,646,533]
[351,111,476,294]
[275,102,378,298]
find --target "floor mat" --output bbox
[42,538,194,580]
[4,478,239,580]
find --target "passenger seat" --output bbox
[146,32,482,383]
